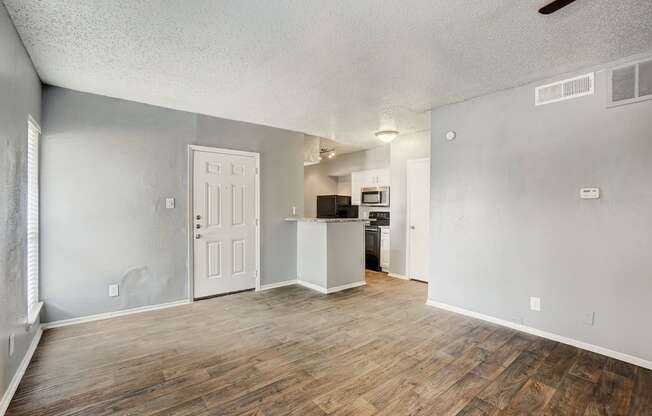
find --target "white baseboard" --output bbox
[42,299,191,329]
[326,281,366,293]
[426,299,652,370]
[296,280,328,293]
[259,279,298,291]
[388,272,409,280]
[296,279,366,294]
[0,327,42,416]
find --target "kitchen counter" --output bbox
[294,220,366,294]
[285,217,370,223]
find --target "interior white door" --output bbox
[406,159,430,282]
[193,149,258,298]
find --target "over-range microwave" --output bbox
[361,187,390,206]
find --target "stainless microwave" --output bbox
[361,187,390,206]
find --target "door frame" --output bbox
[187,145,261,301]
[405,158,430,282]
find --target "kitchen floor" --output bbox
[8,271,651,415]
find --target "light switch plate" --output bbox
[582,312,595,326]
[530,296,541,312]
[165,197,175,209]
[8,334,15,357]
[109,284,119,297]
[580,188,600,199]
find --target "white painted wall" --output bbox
[40,86,305,323]
[0,4,42,405]
[389,131,431,275]
[429,58,652,362]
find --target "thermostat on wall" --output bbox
[580,188,600,199]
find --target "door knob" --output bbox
[410,225,416,230]
[195,224,201,229]
[195,215,201,220]
[195,234,201,239]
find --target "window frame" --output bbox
[27,115,42,325]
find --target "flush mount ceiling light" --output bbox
[375,130,399,143]
[319,147,336,160]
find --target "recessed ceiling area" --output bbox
[5,0,652,148]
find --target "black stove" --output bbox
[365,211,389,271]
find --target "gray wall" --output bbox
[314,146,390,177]
[429,60,652,362]
[304,146,390,217]
[41,86,304,322]
[304,164,337,218]
[389,130,430,276]
[0,3,41,402]
[303,146,390,218]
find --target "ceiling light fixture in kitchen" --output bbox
[375,130,399,143]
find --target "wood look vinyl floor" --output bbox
[8,272,651,415]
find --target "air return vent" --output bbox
[608,58,652,107]
[535,73,595,106]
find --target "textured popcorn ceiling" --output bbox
[5,0,652,147]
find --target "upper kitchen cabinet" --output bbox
[351,168,390,205]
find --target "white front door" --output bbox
[406,159,430,282]
[192,148,258,298]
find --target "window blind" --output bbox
[27,117,40,315]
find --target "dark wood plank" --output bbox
[533,343,579,388]
[627,367,652,416]
[425,373,490,416]
[4,271,650,416]
[499,378,556,415]
[543,374,594,416]
[584,370,634,416]
[456,397,499,416]
[477,351,543,410]
[569,351,608,383]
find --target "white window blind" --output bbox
[27,117,40,316]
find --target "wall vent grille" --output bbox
[608,58,652,107]
[535,73,595,106]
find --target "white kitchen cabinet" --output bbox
[351,168,390,205]
[351,172,363,205]
[371,168,390,187]
[380,228,390,270]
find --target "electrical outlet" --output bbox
[165,197,175,209]
[109,284,120,297]
[582,312,595,326]
[9,333,15,357]
[530,297,541,312]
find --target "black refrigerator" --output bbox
[316,195,358,218]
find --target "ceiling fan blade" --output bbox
[538,0,577,15]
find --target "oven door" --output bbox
[365,227,381,271]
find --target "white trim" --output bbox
[535,72,595,106]
[296,279,366,294]
[187,145,261,299]
[259,279,297,291]
[388,272,410,280]
[606,56,652,108]
[325,281,366,293]
[296,280,328,293]
[0,327,42,416]
[26,301,43,326]
[405,158,431,282]
[42,299,190,329]
[425,299,652,370]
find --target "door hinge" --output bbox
[255,167,259,175]
[256,218,259,226]
[255,269,259,277]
